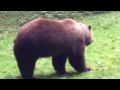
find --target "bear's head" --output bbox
[86,25,93,45]
[79,23,93,46]
[85,25,93,46]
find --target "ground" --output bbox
[0,11,120,79]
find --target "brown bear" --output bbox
[13,18,93,79]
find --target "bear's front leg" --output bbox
[69,54,91,73]
[69,44,91,73]
[52,55,68,75]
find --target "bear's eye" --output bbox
[88,25,91,30]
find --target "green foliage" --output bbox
[0,11,120,79]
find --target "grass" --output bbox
[0,11,120,79]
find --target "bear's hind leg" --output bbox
[52,55,67,75]
[15,54,37,79]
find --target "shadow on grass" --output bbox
[5,72,82,79]
[32,72,81,79]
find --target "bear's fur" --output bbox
[13,18,93,79]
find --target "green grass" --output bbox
[0,11,120,79]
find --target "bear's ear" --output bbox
[88,25,91,30]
